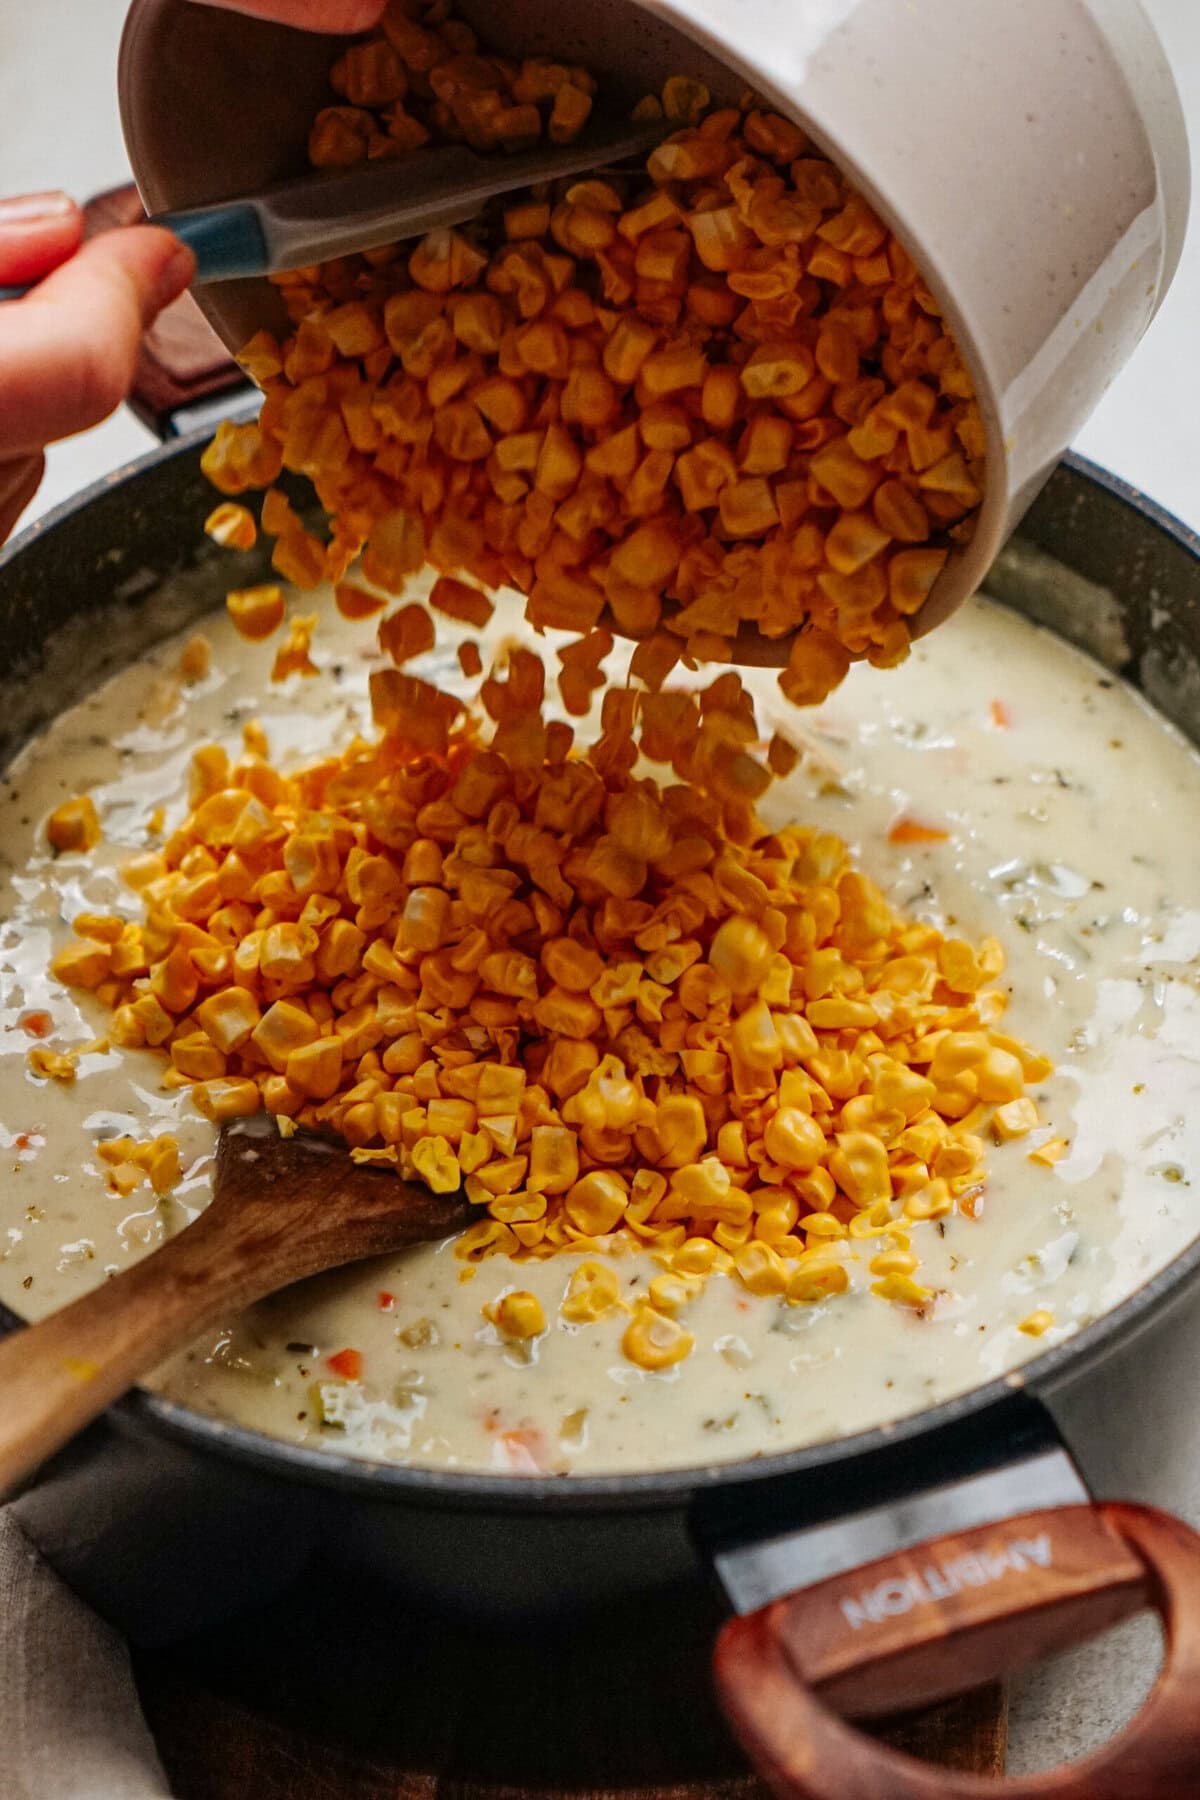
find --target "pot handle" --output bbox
[713,1501,1200,1800]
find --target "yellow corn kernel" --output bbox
[316,919,366,983]
[869,1247,919,1277]
[622,1301,694,1370]
[902,1180,952,1221]
[226,584,285,642]
[731,999,782,1072]
[456,1124,490,1171]
[47,796,101,854]
[282,830,340,899]
[286,1036,345,1101]
[564,1171,628,1235]
[309,105,373,168]
[848,1198,896,1238]
[191,1078,261,1122]
[786,1251,849,1305]
[1029,1137,1070,1168]
[473,1063,526,1117]
[993,1097,1040,1143]
[890,549,949,616]
[828,1131,893,1207]
[412,1135,460,1193]
[734,1240,788,1296]
[533,987,603,1039]
[107,1160,144,1197]
[561,1261,622,1324]
[975,1047,1026,1105]
[121,852,168,892]
[399,886,450,952]
[754,1192,801,1242]
[647,1271,704,1315]
[205,503,257,551]
[455,1219,518,1262]
[129,994,175,1047]
[527,1124,579,1195]
[272,611,319,680]
[430,575,494,628]
[252,1000,320,1073]
[176,634,211,683]
[110,1005,146,1048]
[27,1046,77,1083]
[333,581,385,622]
[261,1077,302,1119]
[170,1032,227,1082]
[708,917,771,996]
[486,1289,546,1339]
[1019,1309,1055,1337]
[763,1107,826,1172]
[335,32,408,104]
[145,1136,181,1196]
[426,1097,476,1143]
[870,1059,937,1121]
[549,83,592,145]
[466,1156,529,1201]
[194,988,262,1054]
[803,1212,847,1240]
[872,1272,933,1308]
[672,1237,720,1276]
[51,939,112,989]
[669,1158,747,1224]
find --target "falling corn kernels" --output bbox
[227,584,286,642]
[46,796,101,854]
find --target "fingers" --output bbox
[0,227,195,457]
[0,192,84,287]
[189,0,389,31]
[0,455,45,546]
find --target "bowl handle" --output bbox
[714,1501,1200,1799]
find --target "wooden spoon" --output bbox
[0,1114,472,1498]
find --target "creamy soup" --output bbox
[1,588,1198,1475]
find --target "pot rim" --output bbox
[3,441,1200,1511]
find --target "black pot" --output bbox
[4,441,1200,1799]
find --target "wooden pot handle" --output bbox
[714,1502,1200,1800]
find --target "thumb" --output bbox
[0,226,195,455]
[0,192,84,287]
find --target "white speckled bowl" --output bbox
[119,0,1190,636]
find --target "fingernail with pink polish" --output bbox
[0,192,77,227]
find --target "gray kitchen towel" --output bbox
[0,1508,172,1800]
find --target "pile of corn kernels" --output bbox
[201,0,985,703]
[46,617,1049,1368]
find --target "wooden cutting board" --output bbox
[133,1562,1006,1797]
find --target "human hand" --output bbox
[0,193,194,544]
[190,0,389,30]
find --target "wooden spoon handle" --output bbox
[0,1196,269,1498]
[714,1502,1200,1800]
[0,1117,472,1498]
